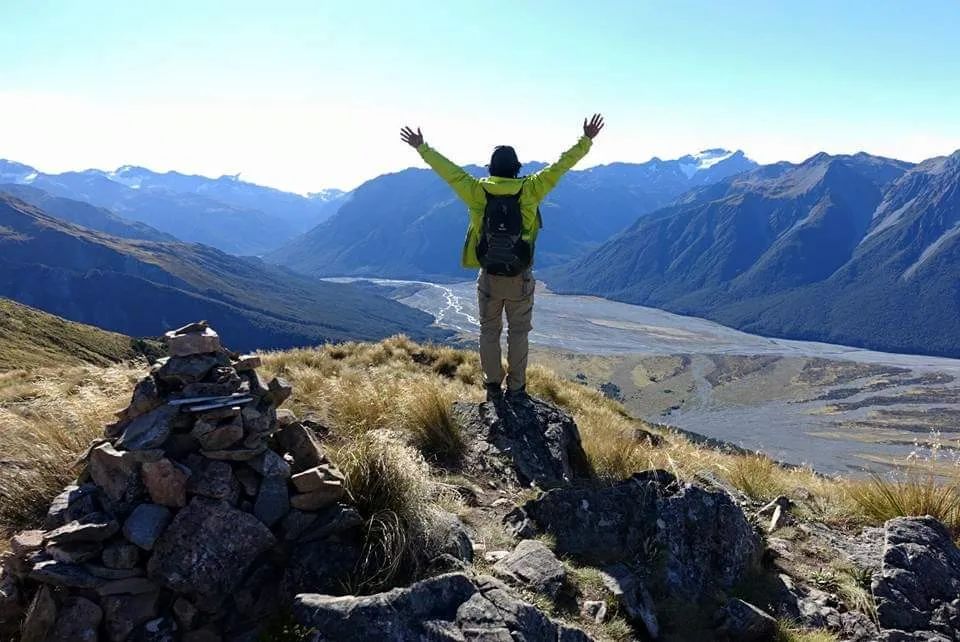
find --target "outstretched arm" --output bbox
[401,126,485,208]
[526,114,604,203]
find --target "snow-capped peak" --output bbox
[678,149,738,178]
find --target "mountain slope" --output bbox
[549,151,960,357]
[0,194,448,351]
[270,150,757,280]
[0,184,176,242]
[0,161,347,254]
[105,165,347,233]
[0,297,161,370]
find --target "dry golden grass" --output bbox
[3,334,960,557]
[0,363,140,534]
[846,469,960,533]
[331,432,461,591]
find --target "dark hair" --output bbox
[488,145,521,178]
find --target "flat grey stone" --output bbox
[123,504,172,551]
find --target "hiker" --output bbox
[401,114,604,401]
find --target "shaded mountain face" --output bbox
[269,150,757,280]
[0,193,448,351]
[549,151,960,358]
[0,184,176,243]
[0,161,346,254]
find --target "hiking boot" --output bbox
[505,386,529,402]
[485,383,503,402]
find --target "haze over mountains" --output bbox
[0,160,345,254]
[0,193,446,351]
[549,150,960,357]
[270,149,757,280]
[2,145,958,358]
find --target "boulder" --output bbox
[293,572,591,641]
[117,405,178,451]
[164,322,221,357]
[506,470,760,601]
[45,513,119,545]
[599,563,659,638]
[102,591,161,642]
[452,397,592,488]
[248,449,291,479]
[129,615,179,641]
[276,421,327,472]
[154,353,223,387]
[19,585,56,642]
[45,541,102,563]
[123,504,173,551]
[291,464,344,492]
[290,484,343,511]
[201,445,266,461]
[10,530,44,557]
[29,559,104,589]
[492,539,566,598]
[186,458,239,502]
[267,377,293,405]
[0,566,21,622]
[191,416,244,450]
[233,355,262,371]
[873,516,960,639]
[48,596,102,642]
[45,483,100,528]
[715,598,778,641]
[147,497,276,604]
[89,443,148,504]
[111,375,163,432]
[253,475,290,527]
[141,458,191,508]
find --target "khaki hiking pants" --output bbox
[477,269,535,391]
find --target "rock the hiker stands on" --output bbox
[1,322,361,641]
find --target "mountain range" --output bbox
[0,192,447,351]
[548,150,960,357]
[0,160,346,254]
[268,149,756,280]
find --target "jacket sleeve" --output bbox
[417,143,486,209]
[526,136,593,203]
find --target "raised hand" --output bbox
[401,126,424,148]
[583,113,605,139]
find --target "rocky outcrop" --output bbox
[873,516,960,640]
[2,321,361,641]
[491,539,567,599]
[293,572,591,641]
[452,397,592,488]
[505,470,760,602]
[714,598,778,641]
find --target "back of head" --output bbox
[489,145,521,178]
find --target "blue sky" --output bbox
[1,0,959,192]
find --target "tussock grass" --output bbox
[0,364,139,535]
[725,453,791,501]
[775,620,839,642]
[332,433,461,591]
[846,469,960,533]
[5,333,960,601]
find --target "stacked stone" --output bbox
[2,321,361,642]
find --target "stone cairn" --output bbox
[2,321,361,642]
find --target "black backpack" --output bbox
[476,184,534,276]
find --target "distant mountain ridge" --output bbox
[0,160,347,254]
[0,193,448,351]
[548,150,960,357]
[269,149,757,280]
[0,183,176,243]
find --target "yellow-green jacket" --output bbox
[417,136,593,269]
